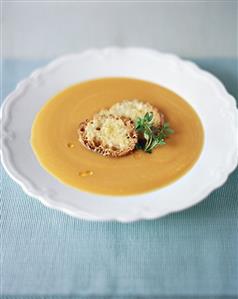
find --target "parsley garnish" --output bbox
[135,112,174,153]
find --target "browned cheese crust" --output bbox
[78,115,138,157]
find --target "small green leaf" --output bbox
[158,140,166,145]
[148,112,153,122]
[144,112,152,122]
[135,118,142,129]
[136,118,146,132]
[165,128,174,134]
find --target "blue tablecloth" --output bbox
[2,59,238,299]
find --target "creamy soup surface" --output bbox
[31,78,204,195]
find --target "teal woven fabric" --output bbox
[1,59,238,298]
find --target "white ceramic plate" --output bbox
[1,48,238,222]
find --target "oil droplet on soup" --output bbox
[67,143,75,148]
[78,170,94,177]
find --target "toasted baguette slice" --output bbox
[78,114,137,157]
[109,99,162,126]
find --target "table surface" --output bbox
[1,58,238,299]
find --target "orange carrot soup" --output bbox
[31,78,204,195]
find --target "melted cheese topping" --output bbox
[85,115,132,149]
[109,99,161,125]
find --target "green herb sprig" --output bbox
[135,112,174,153]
